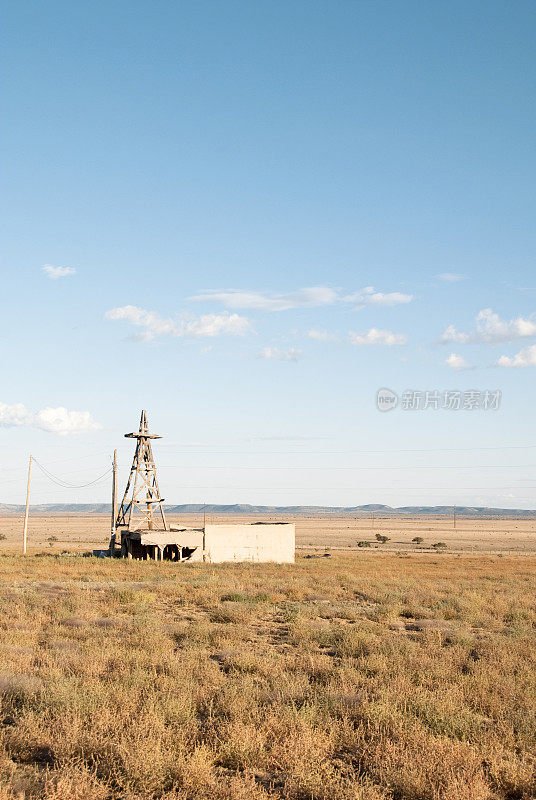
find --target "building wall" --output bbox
[204,523,295,563]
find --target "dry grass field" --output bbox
[0,543,534,799]
[0,514,535,555]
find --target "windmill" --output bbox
[104,409,295,564]
[113,410,168,540]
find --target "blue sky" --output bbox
[2,0,536,508]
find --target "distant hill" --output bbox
[1,502,535,518]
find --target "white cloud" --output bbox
[308,329,339,342]
[258,347,302,361]
[344,286,413,307]
[0,402,101,435]
[441,325,467,344]
[348,328,407,346]
[190,287,338,311]
[445,353,471,370]
[0,403,29,427]
[190,285,414,312]
[247,434,327,441]
[34,408,101,435]
[42,264,76,279]
[105,305,253,341]
[436,273,467,283]
[441,309,536,345]
[496,344,536,368]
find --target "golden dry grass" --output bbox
[0,552,534,799]
[1,514,535,554]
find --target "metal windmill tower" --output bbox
[115,410,168,533]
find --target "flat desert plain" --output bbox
[0,545,534,798]
[0,513,535,554]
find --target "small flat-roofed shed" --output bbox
[121,523,295,564]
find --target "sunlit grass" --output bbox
[0,553,534,798]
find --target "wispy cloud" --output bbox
[348,328,407,346]
[309,325,407,346]
[190,287,338,311]
[441,309,536,345]
[258,346,302,361]
[191,285,413,312]
[42,264,76,280]
[445,353,472,370]
[344,286,413,307]
[308,329,339,342]
[496,344,536,368]
[247,434,328,441]
[0,402,101,435]
[105,305,253,341]
[436,273,467,283]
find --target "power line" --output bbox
[156,444,536,454]
[156,463,536,470]
[0,459,113,480]
[160,484,536,491]
[32,458,112,489]
[3,461,535,482]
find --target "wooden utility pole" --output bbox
[453,505,457,529]
[23,455,32,555]
[110,449,118,552]
[203,503,206,530]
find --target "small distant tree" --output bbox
[376,534,390,544]
[357,541,371,548]
[432,542,447,550]
[0,534,6,541]
[47,535,58,547]
[412,536,424,544]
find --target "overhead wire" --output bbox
[156,444,536,454]
[3,444,534,503]
[156,463,536,470]
[157,484,536,491]
[31,458,112,489]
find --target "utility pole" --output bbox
[453,505,457,529]
[23,455,32,555]
[110,449,117,553]
[203,502,206,530]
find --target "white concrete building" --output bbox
[203,523,295,563]
[120,522,295,564]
